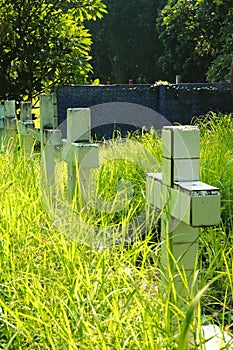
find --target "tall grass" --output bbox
[193,113,233,339]
[0,114,233,349]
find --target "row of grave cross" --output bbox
[0,98,98,202]
[0,97,221,344]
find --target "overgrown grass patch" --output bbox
[0,113,233,348]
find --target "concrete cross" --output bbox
[4,100,17,143]
[62,108,99,203]
[40,94,62,189]
[0,105,4,146]
[17,101,35,157]
[146,126,220,302]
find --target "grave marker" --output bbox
[62,108,99,203]
[17,101,35,157]
[146,126,220,316]
[40,94,62,188]
[4,100,17,143]
[0,105,4,145]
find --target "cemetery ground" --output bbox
[0,112,233,349]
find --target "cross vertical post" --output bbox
[146,126,220,328]
[161,126,201,300]
[17,101,35,157]
[4,101,17,145]
[62,108,99,204]
[40,93,61,189]
[0,105,4,147]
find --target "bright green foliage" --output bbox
[157,0,233,82]
[0,0,107,100]
[90,132,161,228]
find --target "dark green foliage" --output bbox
[157,0,233,82]
[86,0,167,84]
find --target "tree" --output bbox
[86,0,166,84]
[157,0,233,82]
[0,0,107,100]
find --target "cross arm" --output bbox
[146,173,220,227]
[62,139,99,168]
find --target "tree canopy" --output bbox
[87,0,232,83]
[0,0,106,100]
[157,0,233,82]
[0,0,232,97]
[87,0,166,84]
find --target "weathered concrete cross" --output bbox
[40,95,98,204]
[17,101,36,157]
[40,94,62,189]
[4,100,17,143]
[0,104,4,145]
[146,126,220,302]
[62,108,99,203]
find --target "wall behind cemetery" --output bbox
[159,83,233,124]
[56,83,233,139]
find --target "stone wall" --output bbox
[56,83,233,139]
